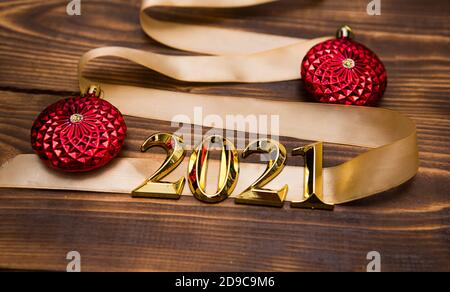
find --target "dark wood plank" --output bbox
[0,187,448,272]
[0,90,448,271]
[0,0,449,108]
[0,0,448,271]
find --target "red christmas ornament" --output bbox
[31,86,127,172]
[301,26,387,106]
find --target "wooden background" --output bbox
[0,0,449,272]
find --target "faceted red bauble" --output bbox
[31,92,127,172]
[301,33,387,106]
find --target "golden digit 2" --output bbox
[188,135,239,203]
[132,133,186,199]
[235,139,288,207]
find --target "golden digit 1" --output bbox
[132,133,186,199]
[291,142,334,210]
[235,139,288,207]
[188,135,239,203]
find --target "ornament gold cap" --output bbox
[85,85,104,99]
[336,25,354,39]
[70,113,84,124]
[342,58,356,69]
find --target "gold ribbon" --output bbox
[0,0,419,204]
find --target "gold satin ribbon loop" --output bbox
[0,0,419,205]
[79,36,329,85]
[140,0,301,55]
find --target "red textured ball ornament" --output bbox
[31,86,127,172]
[301,26,387,106]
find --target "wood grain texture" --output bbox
[0,0,449,272]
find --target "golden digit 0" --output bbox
[132,133,186,199]
[188,135,239,203]
[291,142,334,210]
[235,139,288,207]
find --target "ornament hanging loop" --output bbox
[336,25,354,39]
[86,84,104,99]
